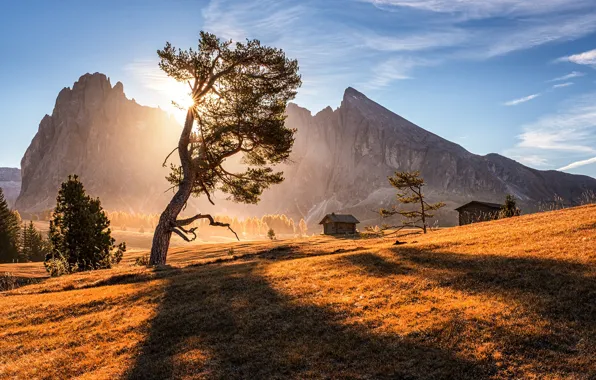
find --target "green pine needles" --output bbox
[0,188,21,263]
[45,175,126,276]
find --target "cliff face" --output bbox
[0,168,21,208]
[16,73,180,213]
[260,88,596,225]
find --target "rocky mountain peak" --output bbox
[16,73,180,213]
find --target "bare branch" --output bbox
[175,213,239,241]
[172,226,197,242]
[162,147,179,167]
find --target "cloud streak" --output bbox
[557,48,596,67]
[547,71,585,82]
[559,156,596,171]
[552,82,574,89]
[504,93,541,106]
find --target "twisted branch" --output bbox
[174,213,239,241]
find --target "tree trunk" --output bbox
[149,181,193,265]
[150,109,196,265]
[419,186,427,234]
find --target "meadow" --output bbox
[1,205,595,379]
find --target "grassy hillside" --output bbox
[1,205,595,379]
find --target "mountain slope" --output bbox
[16,73,180,213]
[0,168,21,208]
[262,88,596,225]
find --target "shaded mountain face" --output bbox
[258,88,596,225]
[0,168,21,208]
[16,73,180,213]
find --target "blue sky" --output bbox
[1,0,596,177]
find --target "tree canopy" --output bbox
[0,188,20,263]
[150,31,301,264]
[46,175,125,275]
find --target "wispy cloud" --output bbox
[516,93,596,153]
[361,57,435,90]
[358,29,468,52]
[365,0,594,20]
[556,48,596,67]
[552,82,574,89]
[504,93,541,106]
[559,156,596,171]
[510,155,549,167]
[547,71,585,82]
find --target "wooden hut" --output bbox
[319,213,359,235]
[455,201,502,226]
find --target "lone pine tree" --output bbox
[150,31,301,265]
[46,175,125,273]
[0,188,20,263]
[380,171,445,234]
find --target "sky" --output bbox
[1,0,596,177]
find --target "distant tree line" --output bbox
[0,188,51,263]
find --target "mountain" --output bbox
[15,77,596,227]
[258,87,596,225]
[0,168,21,208]
[16,73,180,213]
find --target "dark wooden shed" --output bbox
[455,201,502,226]
[319,213,359,235]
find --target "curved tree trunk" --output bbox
[150,109,196,265]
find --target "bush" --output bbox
[267,228,276,241]
[134,254,150,267]
[44,255,72,277]
[0,273,18,291]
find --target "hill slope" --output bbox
[1,205,595,379]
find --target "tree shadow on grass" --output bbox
[392,247,596,324]
[391,247,596,377]
[341,252,412,277]
[127,257,494,379]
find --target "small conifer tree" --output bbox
[500,194,521,218]
[0,188,21,262]
[380,171,445,234]
[20,221,49,262]
[45,175,126,275]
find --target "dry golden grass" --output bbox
[1,205,595,379]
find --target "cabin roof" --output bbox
[318,213,360,225]
[455,201,503,211]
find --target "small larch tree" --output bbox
[0,188,20,263]
[150,31,301,265]
[380,171,445,234]
[46,175,126,274]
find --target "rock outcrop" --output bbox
[16,73,180,213]
[0,168,21,208]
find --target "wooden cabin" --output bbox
[319,213,359,235]
[455,201,502,226]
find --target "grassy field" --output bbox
[1,205,595,379]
